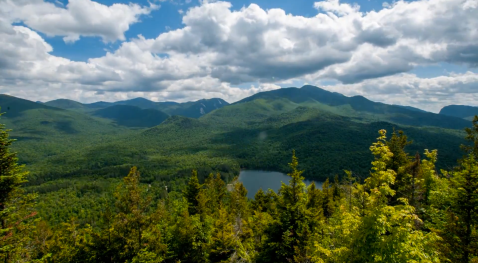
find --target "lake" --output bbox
[238,170,323,199]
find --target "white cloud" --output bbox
[0,0,477,111]
[319,71,478,112]
[2,0,157,43]
[314,0,360,16]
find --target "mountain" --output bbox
[44,99,89,111]
[112,97,229,118]
[1,88,470,185]
[439,105,478,120]
[93,105,170,128]
[113,97,172,110]
[44,97,229,119]
[235,85,470,130]
[170,98,229,118]
[0,94,60,117]
[393,105,428,113]
[0,95,131,167]
[44,99,113,113]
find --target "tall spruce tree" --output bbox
[447,154,478,262]
[386,129,412,204]
[351,130,440,262]
[462,115,478,156]
[258,151,313,262]
[0,111,38,262]
[185,170,201,215]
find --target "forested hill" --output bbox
[0,91,466,192]
[2,111,478,262]
[235,85,470,129]
[93,105,170,128]
[440,104,478,120]
[44,97,229,118]
[0,88,470,185]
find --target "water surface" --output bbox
[238,170,323,199]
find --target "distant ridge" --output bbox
[393,105,428,113]
[44,99,88,110]
[439,105,478,120]
[44,97,229,118]
[170,98,229,118]
[6,87,471,130]
[234,85,470,130]
[0,94,61,117]
[93,105,170,128]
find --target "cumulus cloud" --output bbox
[2,0,156,42]
[319,71,478,112]
[0,0,477,110]
[148,0,478,85]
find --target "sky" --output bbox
[1,0,477,112]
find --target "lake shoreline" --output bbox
[238,170,323,199]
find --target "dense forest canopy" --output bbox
[1,107,478,262]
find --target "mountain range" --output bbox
[44,97,229,120]
[0,85,475,185]
[439,105,478,120]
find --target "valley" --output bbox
[1,84,476,262]
[2,85,467,189]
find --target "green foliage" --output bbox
[4,97,478,262]
[0,110,39,262]
[185,170,201,215]
[93,105,170,128]
[257,151,315,262]
[462,115,478,156]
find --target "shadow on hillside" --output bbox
[54,121,78,134]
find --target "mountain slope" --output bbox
[440,105,478,120]
[44,99,86,110]
[0,95,132,167]
[0,94,61,117]
[44,97,229,119]
[235,85,469,129]
[29,102,465,183]
[394,105,429,113]
[171,98,229,118]
[93,105,170,128]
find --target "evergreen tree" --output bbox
[462,115,478,156]
[258,151,313,262]
[386,129,412,204]
[169,208,212,262]
[321,178,334,219]
[0,111,38,262]
[252,189,267,212]
[209,207,236,262]
[441,154,478,262]
[352,130,440,262]
[184,170,201,215]
[91,167,165,262]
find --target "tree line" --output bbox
[1,113,478,262]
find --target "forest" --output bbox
[1,109,478,262]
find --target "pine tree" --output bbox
[386,129,412,204]
[443,154,478,262]
[0,111,38,262]
[209,207,236,262]
[252,189,267,212]
[95,166,161,262]
[184,170,201,215]
[462,115,478,156]
[169,208,212,263]
[352,130,440,262]
[258,151,313,262]
[321,178,334,219]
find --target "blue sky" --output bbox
[47,0,388,61]
[1,0,478,112]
